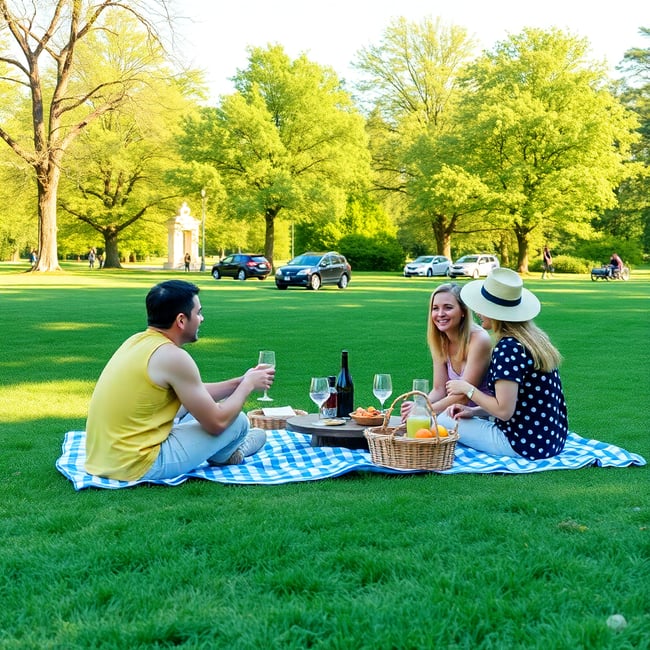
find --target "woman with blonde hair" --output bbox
[402,282,492,419]
[443,268,568,459]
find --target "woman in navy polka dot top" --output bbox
[439,268,568,460]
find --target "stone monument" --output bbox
[163,202,200,270]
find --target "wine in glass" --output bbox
[309,377,330,421]
[257,350,275,402]
[373,373,393,412]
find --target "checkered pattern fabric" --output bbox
[56,429,646,490]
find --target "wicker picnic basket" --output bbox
[247,408,307,430]
[364,391,459,471]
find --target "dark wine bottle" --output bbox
[335,350,354,418]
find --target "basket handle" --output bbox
[379,390,456,439]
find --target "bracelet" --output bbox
[466,387,475,400]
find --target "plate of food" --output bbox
[349,407,384,426]
[319,418,346,426]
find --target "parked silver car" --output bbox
[403,255,451,277]
[448,254,500,279]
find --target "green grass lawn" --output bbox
[1,263,649,649]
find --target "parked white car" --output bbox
[448,254,500,279]
[403,255,451,277]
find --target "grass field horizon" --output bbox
[1,264,648,648]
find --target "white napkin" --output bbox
[261,406,297,417]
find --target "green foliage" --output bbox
[1,10,647,275]
[0,133,37,260]
[355,18,478,258]
[528,254,593,274]
[178,44,371,266]
[338,232,405,270]
[0,2,183,270]
[294,192,398,254]
[354,16,476,129]
[341,193,397,236]
[614,30,650,255]
[573,237,643,266]
[294,220,340,253]
[454,28,639,270]
[56,25,203,268]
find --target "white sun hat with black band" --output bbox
[460,267,540,322]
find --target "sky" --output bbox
[176,0,646,101]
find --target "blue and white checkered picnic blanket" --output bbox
[55,429,646,490]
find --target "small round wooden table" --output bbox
[285,413,401,450]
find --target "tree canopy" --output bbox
[56,14,203,267]
[354,17,481,258]
[613,27,650,255]
[178,44,370,267]
[450,28,638,269]
[0,8,645,269]
[0,0,177,271]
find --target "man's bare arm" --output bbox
[148,345,274,434]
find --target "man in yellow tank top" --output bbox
[85,280,274,481]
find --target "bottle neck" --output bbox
[413,394,428,411]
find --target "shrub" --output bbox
[338,233,405,271]
[528,255,593,274]
[573,239,643,266]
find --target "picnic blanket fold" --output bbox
[56,429,645,491]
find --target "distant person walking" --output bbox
[541,246,554,279]
[29,249,38,267]
[184,253,191,272]
[88,248,96,269]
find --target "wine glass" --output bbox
[309,377,330,421]
[373,373,393,412]
[257,350,275,402]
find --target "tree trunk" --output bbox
[514,226,530,273]
[102,228,123,269]
[431,215,452,259]
[498,234,509,268]
[440,230,452,260]
[33,171,62,272]
[264,208,279,268]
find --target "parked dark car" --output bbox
[275,252,351,290]
[211,254,271,281]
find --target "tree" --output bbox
[294,192,396,253]
[613,27,650,254]
[56,15,203,268]
[404,134,499,258]
[0,143,35,261]
[354,16,475,134]
[354,17,478,256]
[619,27,650,87]
[456,28,639,271]
[0,0,175,271]
[178,44,370,267]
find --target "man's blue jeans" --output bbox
[141,412,249,480]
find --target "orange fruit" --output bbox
[433,425,448,437]
[415,428,434,438]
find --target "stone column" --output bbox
[163,202,200,270]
